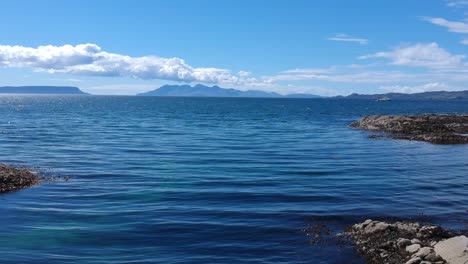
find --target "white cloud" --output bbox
[0,43,466,96]
[422,17,468,33]
[263,73,330,83]
[380,82,450,93]
[83,84,158,95]
[461,39,468,44]
[447,0,468,7]
[327,34,368,45]
[0,43,248,85]
[281,67,335,74]
[359,43,465,69]
[238,70,251,77]
[263,70,433,84]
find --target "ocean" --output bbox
[0,95,467,263]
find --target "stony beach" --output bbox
[351,114,468,144]
[345,219,468,264]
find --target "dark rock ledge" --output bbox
[350,114,468,144]
[0,164,70,193]
[343,219,468,264]
[0,164,40,193]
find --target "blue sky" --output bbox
[1,0,468,95]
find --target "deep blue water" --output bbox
[0,96,467,264]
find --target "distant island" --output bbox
[137,84,321,98]
[336,90,468,101]
[0,86,87,94]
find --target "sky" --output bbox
[1,0,468,96]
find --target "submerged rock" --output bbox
[0,164,40,193]
[350,114,468,144]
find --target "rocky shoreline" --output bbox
[344,219,468,264]
[350,114,468,144]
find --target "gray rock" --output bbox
[380,252,389,258]
[364,222,390,234]
[398,238,412,249]
[354,219,375,230]
[405,256,422,264]
[395,222,421,235]
[434,235,468,264]
[407,244,422,254]
[425,252,443,262]
[411,238,423,245]
[415,247,433,258]
[418,226,450,239]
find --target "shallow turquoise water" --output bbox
[0,96,467,263]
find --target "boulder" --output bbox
[406,244,422,254]
[434,236,468,264]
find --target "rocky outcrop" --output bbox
[346,219,468,264]
[0,164,41,193]
[0,164,71,193]
[350,114,468,144]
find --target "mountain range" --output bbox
[2,85,468,101]
[0,86,87,94]
[137,84,321,98]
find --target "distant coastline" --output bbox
[2,84,468,101]
[335,90,468,101]
[0,86,87,95]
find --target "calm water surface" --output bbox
[0,96,467,263]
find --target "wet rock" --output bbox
[350,114,468,144]
[0,164,40,193]
[418,226,452,240]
